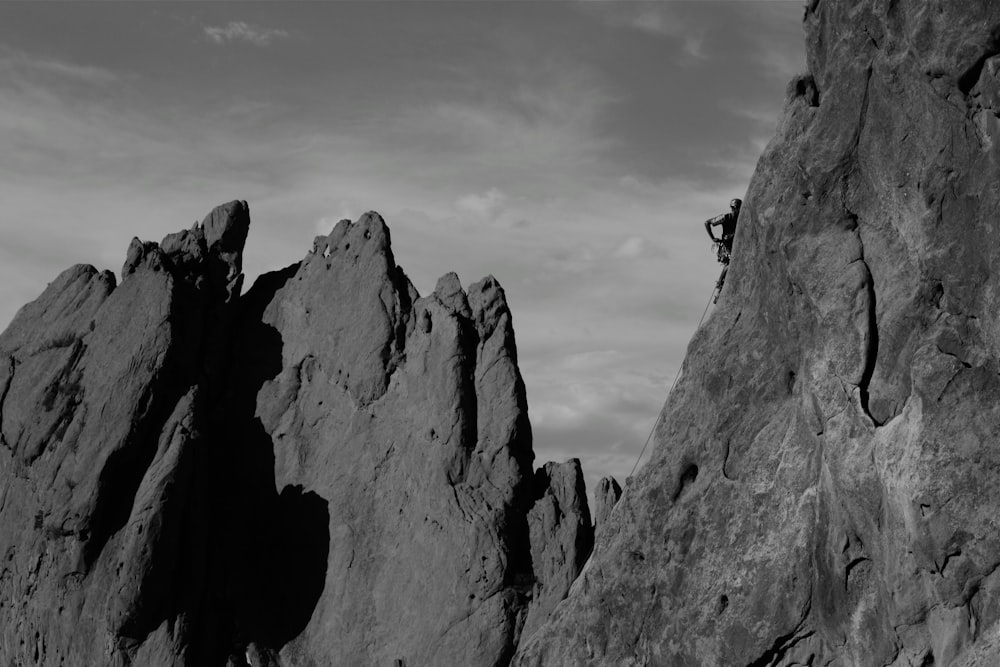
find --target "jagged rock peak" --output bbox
[593,475,622,530]
[468,275,513,344]
[311,210,392,260]
[433,271,472,318]
[122,200,250,301]
[0,201,594,666]
[200,199,250,255]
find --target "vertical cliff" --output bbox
[0,205,592,665]
[514,1,1000,665]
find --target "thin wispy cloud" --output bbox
[627,8,707,59]
[0,50,119,86]
[203,21,289,47]
[576,3,708,60]
[24,58,118,84]
[612,236,648,259]
[455,187,506,219]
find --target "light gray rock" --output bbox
[593,476,621,530]
[522,460,593,643]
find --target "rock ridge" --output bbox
[0,204,592,665]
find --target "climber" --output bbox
[704,198,741,302]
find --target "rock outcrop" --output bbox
[514,2,1000,666]
[0,204,592,665]
[592,476,622,531]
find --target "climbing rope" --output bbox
[626,284,718,480]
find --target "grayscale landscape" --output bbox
[3,1,1000,666]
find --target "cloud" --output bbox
[625,8,706,59]
[23,59,118,85]
[612,236,646,259]
[203,21,289,47]
[0,50,119,86]
[576,3,707,60]
[455,187,506,219]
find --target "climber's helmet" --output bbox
[730,198,742,211]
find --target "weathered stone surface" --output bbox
[522,460,593,643]
[0,200,251,665]
[217,212,576,665]
[592,476,621,530]
[514,2,1000,665]
[0,205,589,665]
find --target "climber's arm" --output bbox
[704,215,724,241]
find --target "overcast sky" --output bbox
[0,1,806,496]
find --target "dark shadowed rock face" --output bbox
[514,2,1000,666]
[0,201,250,666]
[0,205,592,666]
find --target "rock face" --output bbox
[592,477,622,531]
[0,205,592,665]
[514,2,1000,666]
[522,461,593,642]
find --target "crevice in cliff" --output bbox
[672,462,699,502]
[722,439,735,481]
[206,263,331,660]
[846,214,882,427]
[959,27,1000,96]
[0,356,15,450]
[746,622,814,667]
[390,264,414,367]
[848,66,874,159]
[33,339,87,463]
[792,75,821,107]
[845,556,870,589]
[82,367,189,572]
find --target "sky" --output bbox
[0,1,806,497]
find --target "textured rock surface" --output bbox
[0,201,249,665]
[0,206,592,665]
[592,476,622,531]
[514,2,1000,666]
[522,460,593,643]
[221,214,540,665]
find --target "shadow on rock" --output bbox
[217,264,332,656]
[256,485,330,646]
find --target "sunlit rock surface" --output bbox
[514,1,1000,665]
[0,204,592,665]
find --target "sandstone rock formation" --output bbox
[514,2,1000,665]
[522,461,593,642]
[592,477,622,531]
[0,204,592,665]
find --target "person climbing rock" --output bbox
[704,198,741,302]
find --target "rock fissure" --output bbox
[746,629,815,667]
[959,28,1000,96]
[856,251,881,425]
[936,345,973,369]
[0,355,15,449]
